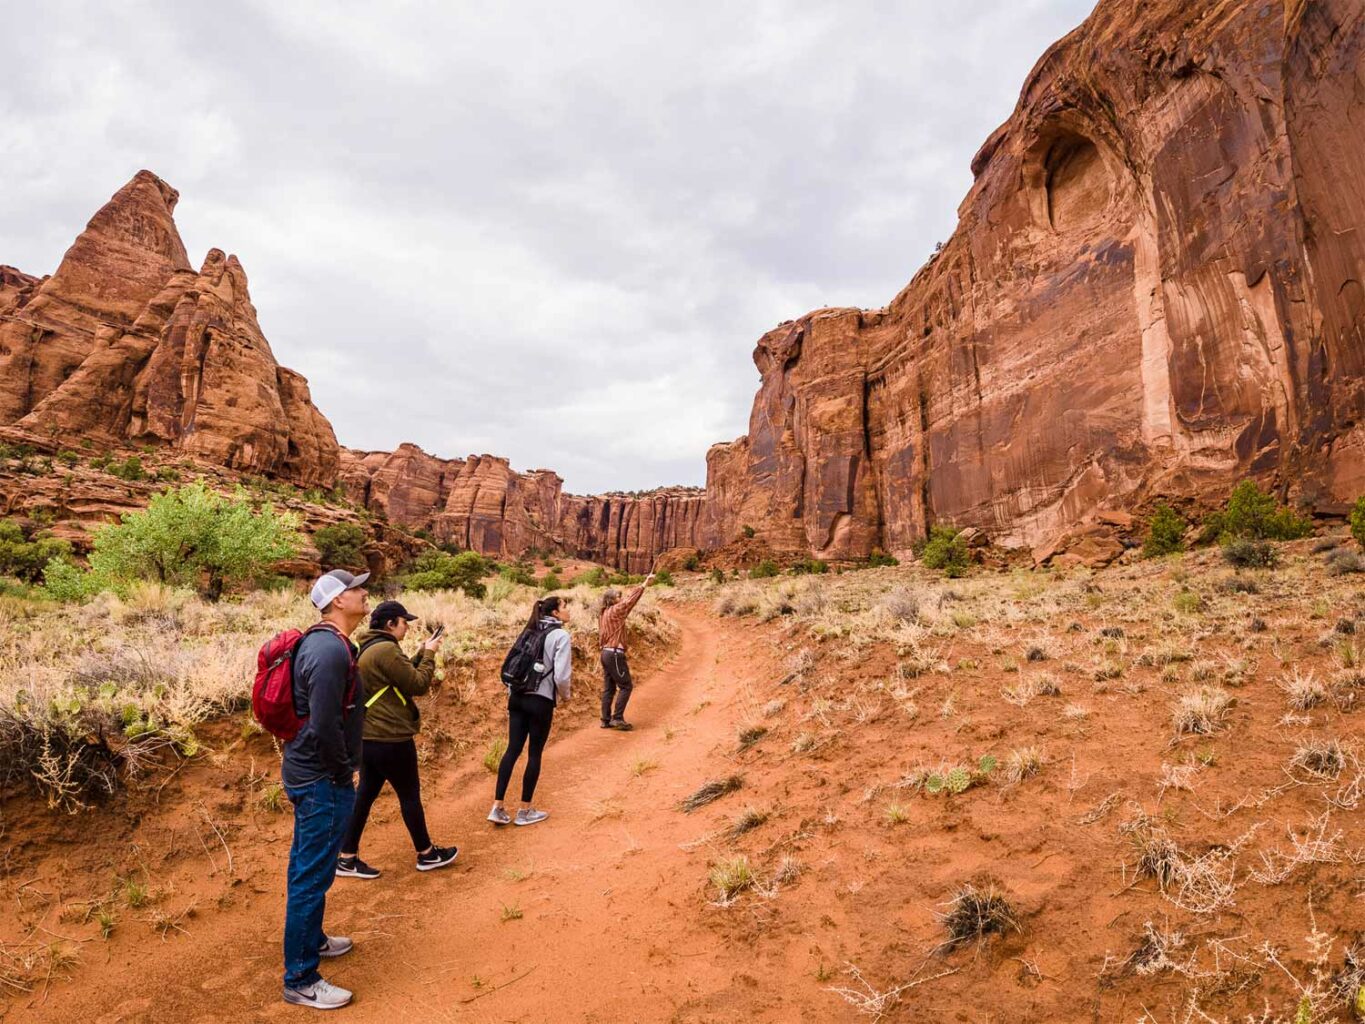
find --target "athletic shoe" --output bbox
[514,808,549,827]
[335,855,380,880]
[600,720,613,728]
[282,978,352,1010]
[609,719,634,732]
[416,845,459,871]
[487,805,511,826]
[318,935,353,958]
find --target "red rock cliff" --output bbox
[0,171,338,488]
[699,0,1365,558]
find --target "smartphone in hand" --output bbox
[430,624,445,640]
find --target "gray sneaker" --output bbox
[487,805,511,826]
[318,935,352,958]
[514,808,549,827]
[283,978,353,1010]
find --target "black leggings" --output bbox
[495,693,555,803]
[341,738,431,854]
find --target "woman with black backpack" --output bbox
[488,595,572,827]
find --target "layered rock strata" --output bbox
[699,0,1365,558]
[0,172,338,488]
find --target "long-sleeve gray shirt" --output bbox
[530,618,572,704]
[281,626,363,788]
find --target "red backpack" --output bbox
[253,623,357,742]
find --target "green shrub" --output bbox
[41,557,94,602]
[788,558,828,576]
[920,525,969,578]
[868,549,899,568]
[710,567,726,584]
[89,482,301,600]
[1203,481,1311,542]
[1222,538,1278,569]
[650,570,675,587]
[540,571,563,592]
[608,571,645,585]
[107,456,148,482]
[404,550,490,598]
[499,562,536,587]
[0,520,73,583]
[1350,495,1365,550]
[314,523,367,569]
[741,525,756,539]
[56,450,79,468]
[682,553,700,572]
[1143,503,1186,558]
[569,566,609,587]
[749,560,779,579]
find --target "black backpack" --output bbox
[500,620,560,696]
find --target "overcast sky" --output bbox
[2,0,1095,494]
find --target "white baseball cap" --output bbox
[309,568,371,610]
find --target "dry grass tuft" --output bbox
[680,775,744,813]
[1289,738,1346,779]
[1170,686,1234,736]
[1279,667,1327,711]
[939,881,1019,950]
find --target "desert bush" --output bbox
[1171,686,1235,736]
[569,566,609,588]
[709,856,755,904]
[788,558,828,576]
[1327,548,1365,575]
[1202,480,1311,543]
[710,567,726,584]
[499,562,536,587]
[404,550,490,598]
[749,559,779,579]
[919,525,969,578]
[741,524,756,539]
[649,570,675,587]
[1142,504,1186,558]
[1222,538,1278,568]
[1351,496,1365,550]
[0,520,72,583]
[313,523,367,570]
[88,482,300,600]
[867,549,899,568]
[540,571,563,592]
[878,586,920,624]
[682,553,700,571]
[106,455,147,482]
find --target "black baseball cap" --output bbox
[370,600,418,628]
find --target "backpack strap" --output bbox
[357,633,409,708]
[301,622,360,713]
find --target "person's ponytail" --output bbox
[525,598,543,632]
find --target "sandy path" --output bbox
[36,606,816,1024]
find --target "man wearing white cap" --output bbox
[282,569,370,1010]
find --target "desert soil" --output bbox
[14,607,854,1024]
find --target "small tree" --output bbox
[1143,503,1187,558]
[314,523,367,569]
[920,525,969,578]
[749,559,779,579]
[403,550,489,598]
[1350,496,1365,550]
[89,481,300,600]
[1205,481,1311,542]
[0,520,73,583]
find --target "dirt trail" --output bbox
[30,606,827,1024]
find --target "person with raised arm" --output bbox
[598,572,654,731]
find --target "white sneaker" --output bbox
[318,935,352,958]
[487,805,511,826]
[514,808,548,827]
[283,978,353,1009]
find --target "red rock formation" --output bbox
[0,172,338,488]
[700,0,1365,559]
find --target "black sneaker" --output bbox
[609,719,634,732]
[335,855,380,880]
[600,720,613,729]
[416,845,459,872]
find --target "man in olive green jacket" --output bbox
[336,600,458,877]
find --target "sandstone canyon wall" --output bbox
[0,171,339,488]
[7,0,1365,572]
[700,0,1365,559]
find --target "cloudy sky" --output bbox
[2,0,1095,494]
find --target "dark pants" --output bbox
[283,777,355,988]
[341,738,431,854]
[495,693,555,803]
[600,649,633,723]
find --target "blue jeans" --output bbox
[283,777,355,988]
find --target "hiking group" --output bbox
[252,566,654,1009]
